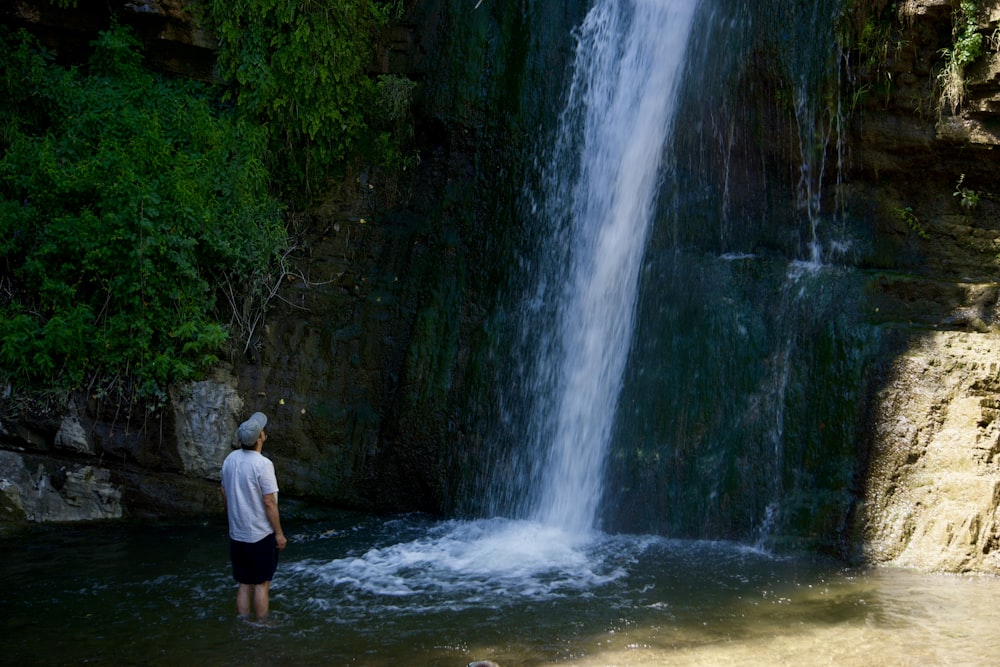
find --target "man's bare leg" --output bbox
[253,581,271,620]
[236,583,253,618]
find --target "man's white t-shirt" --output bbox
[221,448,279,543]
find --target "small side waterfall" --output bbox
[511,0,700,535]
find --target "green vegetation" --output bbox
[0,0,418,407]
[939,0,984,113]
[204,0,405,198]
[846,1,905,111]
[371,73,420,188]
[0,26,285,405]
[953,173,980,211]
[896,206,930,240]
[843,0,987,115]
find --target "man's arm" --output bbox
[262,492,287,550]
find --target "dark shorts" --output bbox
[230,533,279,585]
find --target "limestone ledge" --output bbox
[0,366,245,523]
[0,450,122,522]
[862,329,1000,573]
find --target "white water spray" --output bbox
[528,0,700,535]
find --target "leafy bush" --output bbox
[0,26,285,403]
[205,0,402,197]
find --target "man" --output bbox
[221,411,287,621]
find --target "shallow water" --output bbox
[3,505,997,666]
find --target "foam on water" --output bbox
[282,514,785,623]
[287,519,634,608]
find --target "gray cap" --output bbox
[237,412,268,448]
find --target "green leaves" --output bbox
[938,0,985,112]
[0,2,412,402]
[205,0,396,195]
[0,26,285,400]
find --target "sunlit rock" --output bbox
[171,366,243,481]
[862,330,1000,573]
[54,401,94,455]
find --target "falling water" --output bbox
[516,0,700,535]
[783,1,848,265]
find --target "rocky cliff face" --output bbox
[0,0,446,520]
[2,0,218,78]
[850,0,1000,572]
[0,0,566,521]
[4,0,1000,575]
[862,329,1000,571]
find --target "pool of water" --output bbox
[3,503,997,666]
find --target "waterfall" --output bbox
[477,0,866,548]
[511,0,700,535]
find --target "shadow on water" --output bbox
[3,505,1000,666]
